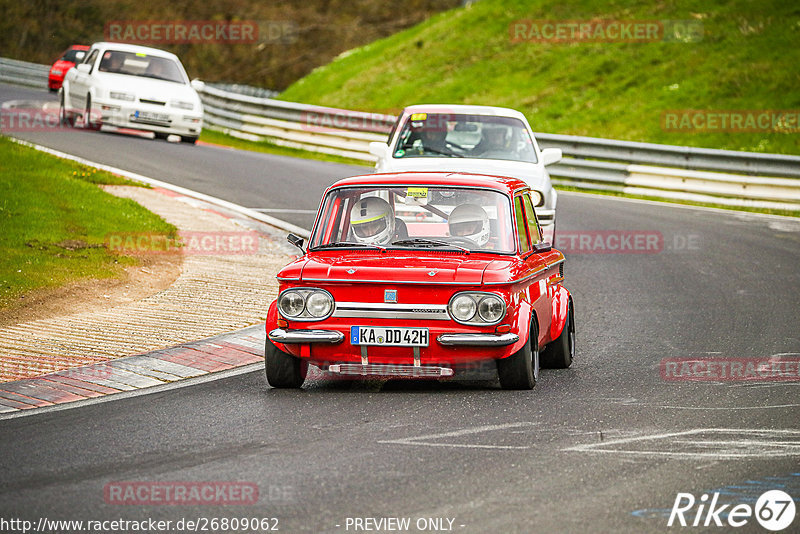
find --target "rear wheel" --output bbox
[265,338,307,388]
[496,322,539,390]
[540,299,575,369]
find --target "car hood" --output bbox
[51,60,75,72]
[282,252,523,285]
[95,73,199,103]
[378,157,549,191]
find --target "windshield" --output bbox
[97,50,186,84]
[61,49,86,63]
[393,113,538,163]
[310,185,515,253]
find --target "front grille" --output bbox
[333,302,449,320]
[139,98,166,106]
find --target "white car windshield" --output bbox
[310,185,516,253]
[97,50,185,84]
[393,113,538,163]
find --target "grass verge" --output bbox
[0,136,177,310]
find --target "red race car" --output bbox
[48,45,90,91]
[265,172,575,390]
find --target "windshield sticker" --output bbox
[406,187,429,199]
[410,113,427,121]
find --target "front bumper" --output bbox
[94,98,203,136]
[270,328,518,347]
[269,328,343,344]
[437,332,519,346]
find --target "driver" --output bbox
[448,204,490,246]
[472,125,510,156]
[350,197,395,246]
[419,127,451,155]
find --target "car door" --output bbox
[514,192,552,347]
[69,48,98,110]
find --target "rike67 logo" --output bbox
[668,490,795,531]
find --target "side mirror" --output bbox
[287,233,305,253]
[533,242,552,253]
[541,148,562,166]
[190,79,205,92]
[368,141,390,160]
[76,63,91,74]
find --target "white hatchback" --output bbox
[60,42,203,144]
[369,105,561,241]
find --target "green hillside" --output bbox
[280,0,800,155]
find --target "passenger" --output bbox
[472,125,511,157]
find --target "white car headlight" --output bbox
[450,294,477,322]
[448,292,506,325]
[530,190,544,207]
[171,100,194,110]
[278,288,335,321]
[110,91,135,101]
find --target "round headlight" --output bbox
[306,291,333,318]
[477,295,505,323]
[451,294,477,322]
[278,291,305,318]
[530,190,544,207]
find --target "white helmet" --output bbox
[448,204,490,246]
[350,197,394,245]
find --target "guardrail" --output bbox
[2,56,799,211]
[0,57,50,90]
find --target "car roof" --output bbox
[89,42,180,60]
[400,104,528,122]
[329,171,530,195]
[68,45,91,50]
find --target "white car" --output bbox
[369,105,561,241]
[60,42,203,144]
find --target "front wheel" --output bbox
[496,323,539,390]
[59,93,74,127]
[83,95,99,130]
[181,135,198,144]
[265,338,307,388]
[540,298,575,369]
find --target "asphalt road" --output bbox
[1,83,799,533]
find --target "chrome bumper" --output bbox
[269,328,344,344]
[328,363,454,378]
[437,332,519,346]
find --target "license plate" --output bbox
[350,326,429,347]
[134,110,169,121]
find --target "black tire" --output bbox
[83,95,99,130]
[59,93,74,127]
[496,321,539,390]
[540,298,575,369]
[265,338,307,388]
[154,132,169,140]
[181,135,198,144]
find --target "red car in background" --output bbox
[265,171,576,390]
[48,45,89,91]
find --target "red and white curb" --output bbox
[0,324,266,416]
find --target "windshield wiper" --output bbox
[424,147,464,158]
[391,238,469,254]
[312,241,386,251]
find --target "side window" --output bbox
[514,195,531,253]
[522,193,542,243]
[84,49,99,73]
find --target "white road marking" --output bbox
[378,421,538,449]
[564,428,800,459]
